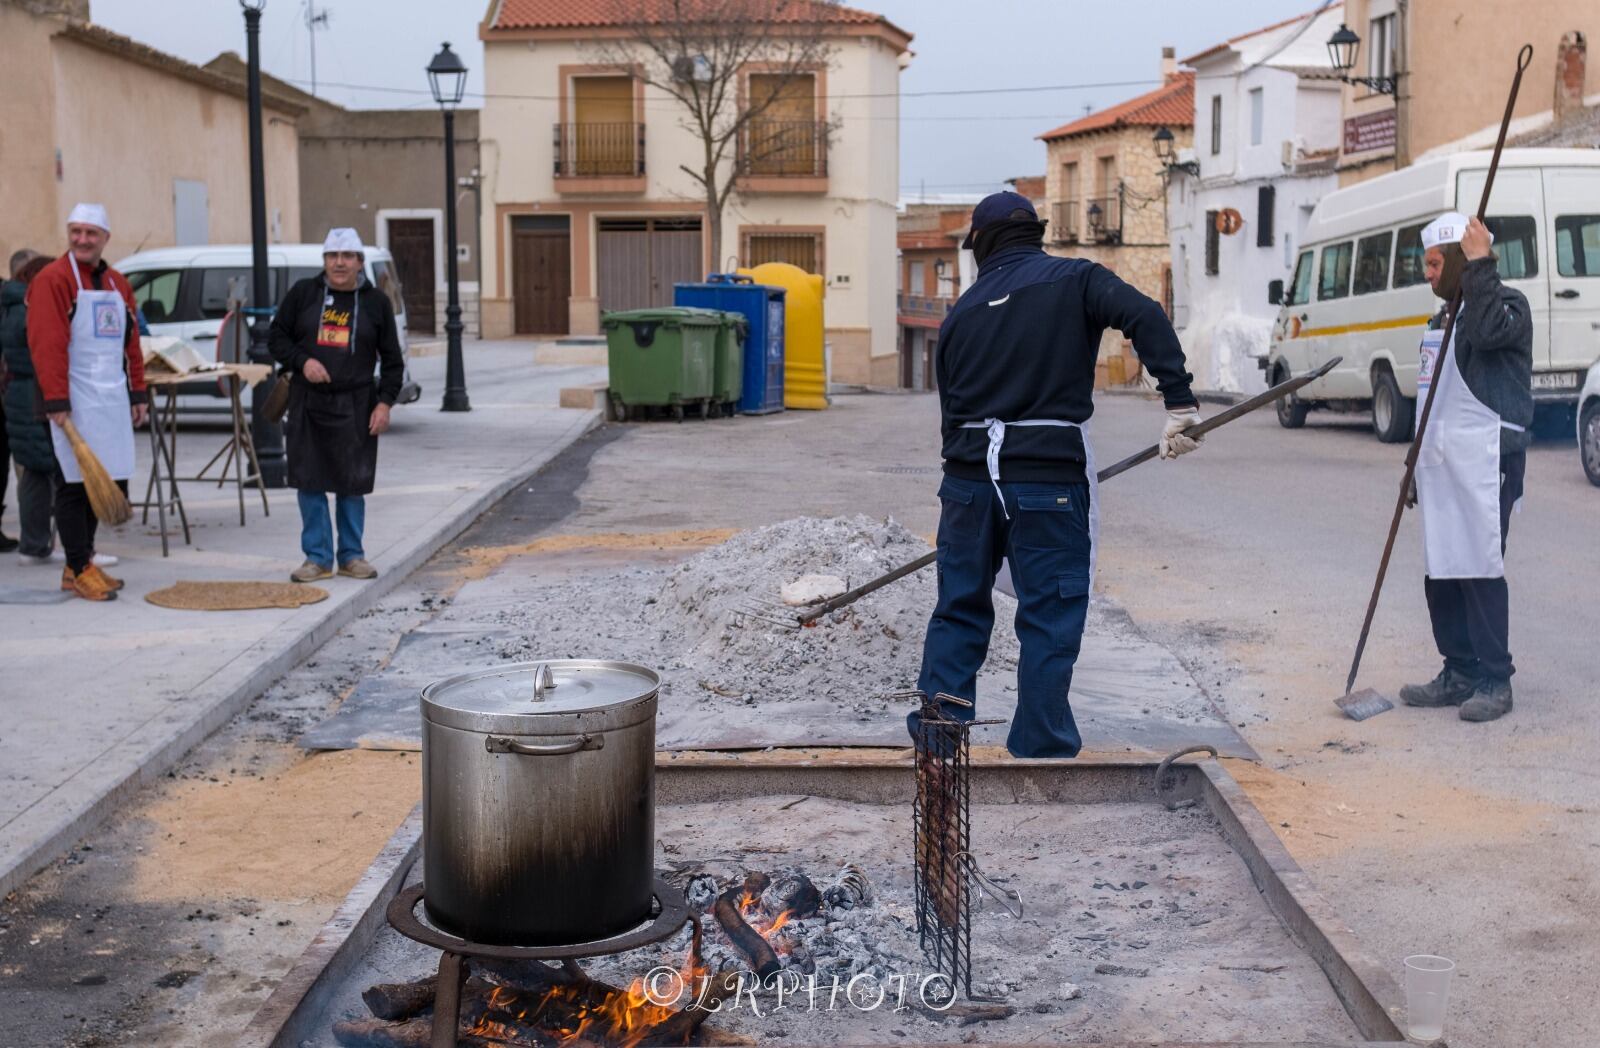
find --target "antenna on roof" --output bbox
[305,2,331,97]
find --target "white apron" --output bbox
[50,260,135,483]
[1413,320,1520,580]
[960,418,1099,598]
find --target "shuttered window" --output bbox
[744,232,821,274]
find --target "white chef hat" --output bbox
[67,203,110,233]
[322,227,365,254]
[1421,211,1492,252]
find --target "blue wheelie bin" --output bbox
[673,274,785,414]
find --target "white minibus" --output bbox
[1266,148,1600,441]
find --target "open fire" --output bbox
[335,864,875,1048]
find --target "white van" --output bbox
[1266,148,1600,442]
[116,244,423,417]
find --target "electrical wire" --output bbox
[277,75,1162,103]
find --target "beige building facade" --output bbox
[1039,54,1193,356]
[476,1,911,386]
[1336,0,1597,184]
[0,0,301,267]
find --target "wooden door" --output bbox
[513,230,571,335]
[388,219,436,333]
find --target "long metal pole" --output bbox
[441,107,470,411]
[244,6,287,487]
[1343,43,1534,695]
[795,357,1342,625]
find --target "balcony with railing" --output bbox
[1051,200,1080,244]
[897,293,954,323]
[553,122,646,191]
[736,120,829,192]
[1083,192,1123,244]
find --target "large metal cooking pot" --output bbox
[421,659,659,946]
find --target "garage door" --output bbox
[596,217,703,312]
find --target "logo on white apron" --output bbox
[93,300,121,337]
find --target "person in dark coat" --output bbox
[912,192,1203,758]
[1,249,47,556]
[268,228,404,583]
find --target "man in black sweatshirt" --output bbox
[913,192,1203,758]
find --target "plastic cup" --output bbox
[1403,954,1456,1041]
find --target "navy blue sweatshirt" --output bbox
[936,245,1197,484]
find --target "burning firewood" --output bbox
[760,871,820,919]
[338,964,741,1048]
[361,978,437,1021]
[713,883,782,982]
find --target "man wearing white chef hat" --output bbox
[1397,213,1533,723]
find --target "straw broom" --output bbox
[58,418,132,525]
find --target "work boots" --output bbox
[1399,667,1479,708]
[1460,680,1513,722]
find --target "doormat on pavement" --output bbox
[145,580,330,611]
[0,586,73,605]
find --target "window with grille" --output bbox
[1210,96,1222,155]
[745,231,821,274]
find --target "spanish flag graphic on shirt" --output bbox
[317,303,352,350]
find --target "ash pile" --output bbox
[485,516,1021,712]
[663,859,922,985]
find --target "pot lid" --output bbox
[422,660,660,733]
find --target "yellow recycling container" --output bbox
[738,262,828,410]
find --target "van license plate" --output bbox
[1532,371,1580,390]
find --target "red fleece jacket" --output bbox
[25,253,147,413]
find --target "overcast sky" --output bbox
[93,0,1322,196]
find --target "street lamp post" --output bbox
[1152,125,1199,177]
[428,42,470,412]
[1325,23,1398,96]
[240,0,286,487]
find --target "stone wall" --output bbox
[1042,124,1187,361]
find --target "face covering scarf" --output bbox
[972,218,1047,265]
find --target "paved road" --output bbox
[1086,393,1598,1048]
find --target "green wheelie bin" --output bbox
[680,307,746,416]
[601,307,721,421]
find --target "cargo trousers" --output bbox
[912,473,1092,758]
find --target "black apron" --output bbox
[286,380,378,495]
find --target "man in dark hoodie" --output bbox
[912,191,1203,758]
[1398,213,1532,723]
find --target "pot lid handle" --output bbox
[532,662,556,702]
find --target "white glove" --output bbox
[1159,407,1204,459]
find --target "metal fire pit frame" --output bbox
[382,878,690,1048]
[242,752,1413,1048]
[385,878,689,960]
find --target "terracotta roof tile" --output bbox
[489,0,906,37]
[1038,72,1193,142]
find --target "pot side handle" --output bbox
[485,734,604,756]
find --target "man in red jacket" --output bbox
[25,203,148,601]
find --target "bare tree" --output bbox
[586,0,840,268]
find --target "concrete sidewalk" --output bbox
[0,341,603,898]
